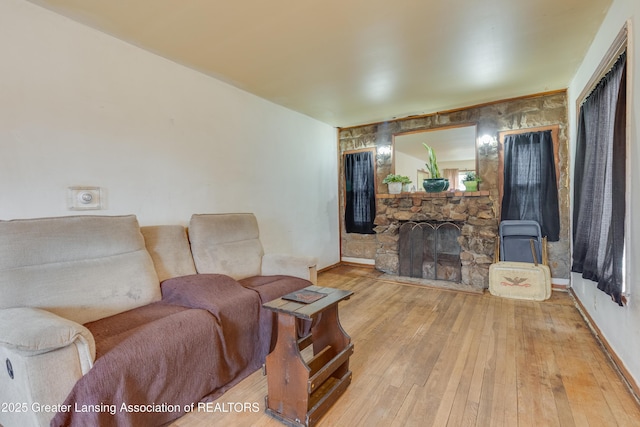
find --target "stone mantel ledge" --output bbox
[376,190,490,199]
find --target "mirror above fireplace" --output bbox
[392,124,478,191]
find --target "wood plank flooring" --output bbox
[170,266,640,427]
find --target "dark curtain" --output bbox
[344,151,376,234]
[501,130,560,241]
[572,51,626,305]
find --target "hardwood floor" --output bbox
[171,266,640,427]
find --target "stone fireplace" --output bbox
[374,191,498,291]
[339,92,571,284]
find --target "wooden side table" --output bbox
[263,285,354,427]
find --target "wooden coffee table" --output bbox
[263,285,354,427]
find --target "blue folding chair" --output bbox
[499,220,543,264]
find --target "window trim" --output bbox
[576,23,629,107]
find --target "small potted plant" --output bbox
[462,171,481,191]
[400,175,413,192]
[422,144,449,192]
[382,174,411,194]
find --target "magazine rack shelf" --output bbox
[263,285,354,427]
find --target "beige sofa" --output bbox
[0,213,316,427]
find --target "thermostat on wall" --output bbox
[68,187,102,210]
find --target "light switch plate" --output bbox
[68,187,102,210]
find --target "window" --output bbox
[498,126,561,242]
[343,149,376,234]
[572,46,627,306]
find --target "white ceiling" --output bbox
[26,0,612,127]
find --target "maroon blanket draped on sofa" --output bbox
[51,274,264,427]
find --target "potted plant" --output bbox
[462,171,480,191]
[399,175,413,192]
[422,143,449,192]
[382,174,411,194]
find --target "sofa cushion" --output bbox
[239,275,311,303]
[141,225,197,282]
[189,213,264,280]
[0,215,160,324]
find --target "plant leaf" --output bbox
[422,143,441,178]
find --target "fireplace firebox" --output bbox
[398,221,462,282]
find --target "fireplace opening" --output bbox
[398,221,462,282]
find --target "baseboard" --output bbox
[570,289,640,401]
[551,277,570,290]
[340,257,375,266]
[317,262,343,273]
[319,259,376,272]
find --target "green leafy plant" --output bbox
[463,171,481,182]
[422,143,441,178]
[382,174,411,184]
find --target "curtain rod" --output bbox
[577,23,628,106]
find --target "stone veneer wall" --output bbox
[339,91,570,288]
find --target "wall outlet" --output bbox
[68,187,102,210]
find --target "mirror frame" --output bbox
[391,123,479,188]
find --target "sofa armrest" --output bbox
[262,254,318,285]
[0,307,95,370]
[0,308,97,427]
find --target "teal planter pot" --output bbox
[423,178,449,193]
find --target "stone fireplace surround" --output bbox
[374,191,498,291]
[339,92,571,284]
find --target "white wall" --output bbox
[0,0,340,268]
[567,0,640,386]
[394,151,425,187]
